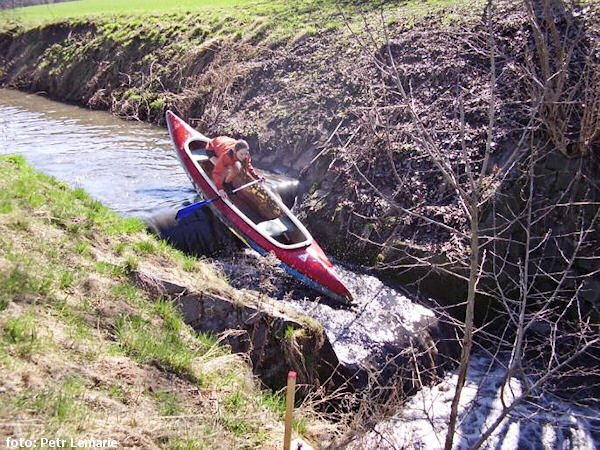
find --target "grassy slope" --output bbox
[1,0,333,35]
[0,0,472,38]
[0,154,310,448]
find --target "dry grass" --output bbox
[0,154,314,448]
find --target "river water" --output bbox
[0,89,194,219]
[1,89,598,449]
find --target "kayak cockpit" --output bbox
[184,137,311,249]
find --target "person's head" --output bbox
[235,140,250,162]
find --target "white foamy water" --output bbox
[283,264,438,368]
[352,351,600,449]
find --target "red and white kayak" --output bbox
[166,110,353,304]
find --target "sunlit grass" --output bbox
[114,307,209,381]
[0,0,337,35]
[2,312,40,357]
[0,154,293,446]
[1,0,255,22]
[153,390,184,416]
[0,259,52,307]
[16,376,88,424]
[0,0,476,42]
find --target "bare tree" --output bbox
[333,0,600,447]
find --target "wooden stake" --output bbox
[283,371,297,450]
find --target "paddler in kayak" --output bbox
[205,137,264,199]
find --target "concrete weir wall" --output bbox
[130,270,340,391]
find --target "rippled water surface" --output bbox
[0,89,194,218]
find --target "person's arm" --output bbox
[205,139,218,163]
[222,161,242,195]
[206,138,216,154]
[244,158,260,180]
[212,155,226,190]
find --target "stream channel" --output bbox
[1,89,598,449]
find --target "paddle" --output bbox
[176,178,262,221]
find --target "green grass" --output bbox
[153,390,184,416]
[16,376,87,424]
[0,261,52,307]
[0,154,315,446]
[58,270,75,290]
[181,255,197,272]
[0,0,335,36]
[132,239,156,255]
[0,0,474,43]
[55,304,94,341]
[259,389,306,433]
[154,297,184,333]
[111,282,140,302]
[114,297,213,380]
[3,312,40,357]
[2,0,255,22]
[94,260,126,277]
[123,254,140,273]
[259,390,286,416]
[74,240,91,256]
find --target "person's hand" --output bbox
[224,181,236,196]
[217,189,228,200]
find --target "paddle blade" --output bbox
[176,198,214,221]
